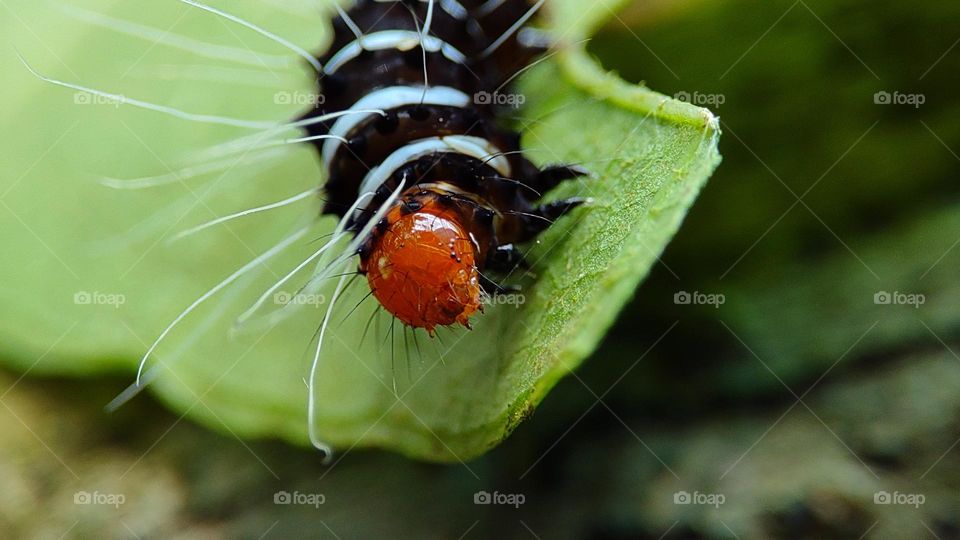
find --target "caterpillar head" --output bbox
[359,184,496,333]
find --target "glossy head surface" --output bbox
[361,194,482,332]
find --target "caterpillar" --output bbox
[308,0,588,332]
[19,0,588,457]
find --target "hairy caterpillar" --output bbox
[308,0,588,332]
[20,0,588,458]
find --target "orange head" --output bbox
[360,188,485,333]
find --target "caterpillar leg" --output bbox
[533,163,590,194]
[517,197,590,241]
[486,243,528,273]
[539,197,590,221]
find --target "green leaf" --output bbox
[0,0,719,461]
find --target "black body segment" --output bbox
[300,0,586,282]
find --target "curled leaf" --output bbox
[0,0,719,460]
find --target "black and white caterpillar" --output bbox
[306,0,588,332]
[20,0,589,457]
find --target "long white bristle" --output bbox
[307,259,353,461]
[100,147,288,190]
[177,0,324,73]
[135,226,309,385]
[17,51,280,130]
[335,4,366,46]
[481,0,545,58]
[235,191,374,327]
[60,5,293,69]
[304,179,408,460]
[171,188,319,241]
[190,109,386,163]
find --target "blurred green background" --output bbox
[2,0,960,538]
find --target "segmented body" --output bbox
[17,0,590,456]
[302,0,587,332]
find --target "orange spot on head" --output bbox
[362,198,482,333]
